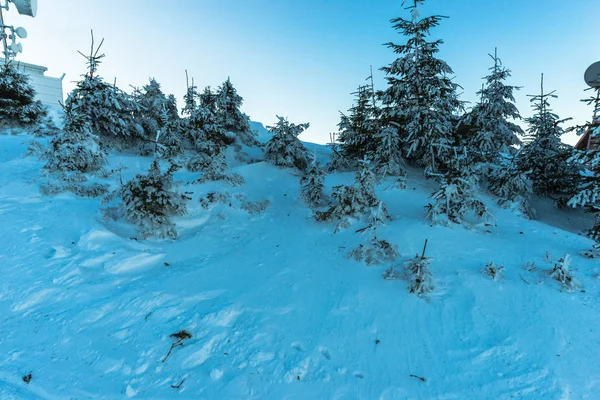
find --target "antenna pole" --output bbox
[588,88,600,150]
[0,5,9,62]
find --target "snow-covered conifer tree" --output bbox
[405,241,434,297]
[326,132,351,172]
[156,107,185,158]
[315,159,389,231]
[70,32,142,148]
[265,116,310,170]
[182,78,199,118]
[300,156,328,207]
[198,86,231,148]
[180,78,205,149]
[0,61,48,130]
[133,78,181,153]
[188,149,244,186]
[103,159,189,239]
[180,83,230,157]
[518,74,577,197]
[568,85,600,241]
[488,152,535,219]
[462,49,523,164]
[379,0,462,175]
[426,148,492,226]
[372,122,406,183]
[37,97,108,197]
[348,201,399,265]
[44,98,106,179]
[337,85,379,164]
[355,157,379,207]
[550,254,581,291]
[215,78,258,146]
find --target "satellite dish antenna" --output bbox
[15,27,27,39]
[10,42,23,53]
[10,0,37,17]
[584,61,600,88]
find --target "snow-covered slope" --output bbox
[0,133,599,399]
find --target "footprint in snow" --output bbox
[291,342,304,352]
[320,348,331,360]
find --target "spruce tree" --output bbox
[36,97,109,197]
[133,78,181,156]
[180,78,205,150]
[0,61,48,129]
[355,157,380,208]
[326,132,351,172]
[463,49,523,164]
[156,106,185,158]
[405,250,434,297]
[426,148,492,226]
[133,78,179,135]
[103,159,189,239]
[215,78,258,146]
[348,202,399,266]
[44,98,106,178]
[488,151,535,219]
[70,32,142,148]
[188,148,244,186]
[337,85,379,163]
[550,254,581,291]
[372,122,406,181]
[180,82,230,155]
[198,86,231,148]
[518,74,577,197]
[300,156,328,207]
[315,159,390,232]
[379,0,462,175]
[265,116,310,170]
[568,86,600,241]
[182,78,199,118]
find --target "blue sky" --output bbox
[6,0,599,145]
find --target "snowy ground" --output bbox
[0,126,599,399]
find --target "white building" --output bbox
[1,58,64,110]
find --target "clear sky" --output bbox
[5,0,599,145]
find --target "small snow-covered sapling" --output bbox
[382,265,402,280]
[349,202,399,266]
[405,240,434,297]
[349,237,399,266]
[235,194,270,214]
[483,262,504,280]
[300,154,328,208]
[550,254,581,291]
[523,260,536,272]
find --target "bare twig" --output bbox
[409,374,426,382]
[171,378,186,389]
[355,224,372,233]
[519,274,530,285]
[421,239,428,259]
[162,341,184,363]
[162,330,192,363]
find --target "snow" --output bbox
[0,132,600,399]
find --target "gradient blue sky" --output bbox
[6,0,599,145]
